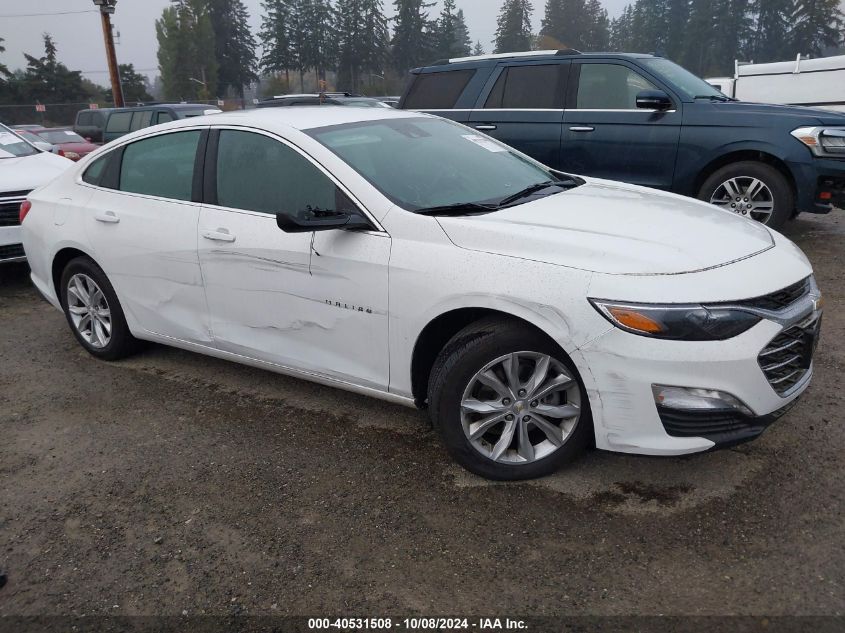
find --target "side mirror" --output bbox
[276,208,372,233]
[636,90,673,111]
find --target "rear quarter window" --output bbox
[105,112,132,133]
[403,69,475,109]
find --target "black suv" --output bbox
[399,50,845,229]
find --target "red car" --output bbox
[33,128,99,161]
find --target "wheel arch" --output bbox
[410,307,570,408]
[693,150,797,202]
[52,246,96,299]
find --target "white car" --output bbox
[20,107,823,480]
[1,123,72,263]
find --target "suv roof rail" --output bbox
[435,49,583,66]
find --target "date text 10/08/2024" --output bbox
[307,618,528,630]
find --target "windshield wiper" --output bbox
[497,180,573,207]
[694,94,734,102]
[415,202,499,217]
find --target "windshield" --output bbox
[0,125,40,158]
[641,58,723,100]
[39,130,86,144]
[308,117,566,211]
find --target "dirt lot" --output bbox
[1,213,843,620]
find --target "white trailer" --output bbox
[707,54,845,113]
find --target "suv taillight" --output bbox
[19,200,32,224]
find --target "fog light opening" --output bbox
[652,385,755,417]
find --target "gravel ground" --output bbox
[1,213,843,619]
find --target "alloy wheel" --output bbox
[460,351,581,464]
[709,177,775,224]
[66,273,112,349]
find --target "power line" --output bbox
[0,9,97,18]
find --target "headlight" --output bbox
[589,299,761,341]
[791,126,845,157]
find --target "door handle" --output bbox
[475,125,498,131]
[569,126,595,132]
[202,229,236,243]
[94,211,120,224]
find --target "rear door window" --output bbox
[157,111,174,124]
[119,131,201,201]
[403,70,475,109]
[130,110,153,131]
[484,65,564,109]
[575,63,658,110]
[105,112,132,134]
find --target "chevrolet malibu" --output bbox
[20,108,823,480]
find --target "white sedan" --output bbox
[20,107,822,480]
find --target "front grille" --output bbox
[733,277,811,311]
[758,314,821,396]
[0,191,29,227]
[0,243,25,260]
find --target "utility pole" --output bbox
[93,0,124,108]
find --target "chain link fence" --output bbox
[0,99,253,128]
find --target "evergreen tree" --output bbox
[494,0,534,53]
[610,5,635,50]
[299,0,338,84]
[105,64,153,103]
[337,0,390,90]
[750,0,792,63]
[0,37,10,79]
[433,0,472,59]
[711,0,753,73]
[790,0,844,57]
[156,0,218,100]
[20,34,88,103]
[473,40,486,56]
[664,0,690,61]
[541,0,586,49]
[583,0,610,50]
[680,0,718,74]
[260,0,299,88]
[391,0,436,72]
[205,0,258,98]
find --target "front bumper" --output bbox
[575,295,822,456]
[791,157,845,213]
[0,226,25,264]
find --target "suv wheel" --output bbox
[698,161,793,230]
[59,256,140,361]
[428,318,591,480]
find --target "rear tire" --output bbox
[428,317,592,481]
[698,161,793,230]
[59,256,140,361]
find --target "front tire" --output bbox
[428,318,592,481]
[59,256,139,361]
[698,161,793,230]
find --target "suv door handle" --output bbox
[94,211,120,224]
[202,229,236,243]
[569,126,595,132]
[475,125,498,131]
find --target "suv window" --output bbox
[130,110,153,131]
[119,131,201,201]
[106,112,133,133]
[485,65,563,109]
[157,111,174,124]
[403,70,475,109]
[576,63,658,110]
[215,130,338,215]
[78,111,93,126]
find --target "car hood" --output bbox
[436,179,775,275]
[709,100,845,125]
[0,151,72,194]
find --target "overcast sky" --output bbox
[0,0,635,83]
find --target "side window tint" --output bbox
[484,65,562,109]
[215,130,337,215]
[105,112,132,133]
[82,153,109,186]
[576,64,658,109]
[130,111,153,131]
[119,131,201,201]
[157,112,174,124]
[403,70,475,109]
[78,112,92,126]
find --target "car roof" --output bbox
[146,105,428,135]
